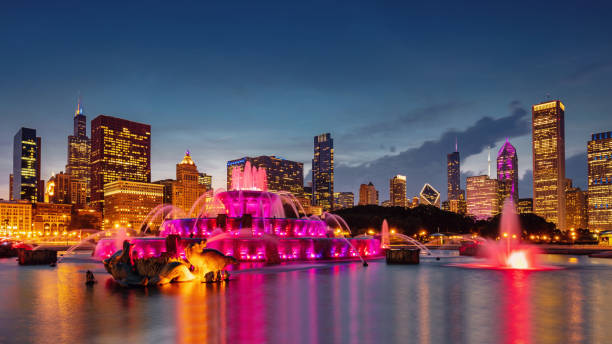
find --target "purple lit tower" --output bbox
[497,139,519,204]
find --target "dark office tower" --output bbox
[312,133,334,211]
[497,139,519,205]
[13,128,39,202]
[532,100,566,230]
[66,98,91,207]
[447,149,460,202]
[588,131,612,231]
[90,115,151,212]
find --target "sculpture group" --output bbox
[103,240,237,286]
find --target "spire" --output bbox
[75,95,83,117]
[455,136,458,152]
[487,146,491,178]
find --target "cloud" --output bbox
[563,61,612,84]
[334,102,530,199]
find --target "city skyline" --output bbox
[1,2,611,200]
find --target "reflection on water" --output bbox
[1,255,612,344]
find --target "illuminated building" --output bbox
[312,133,334,210]
[73,207,102,230]
[517,198,533,214]
[13,127,40,203]
[36,137,44,202]
[172,151,207,216]
[382,200,392,207]
[0,200,32,236]
[390,174,407,207]
[334,192,354,209]
[588,131,612,230]
[441,201,450,211]
[411,196,419,208]
[90,115,151,212]
[532,100,566,230]
[227,156,303,195]
[497,139,519,205]
[32,203,72,234]
[298,186,313,213]
[45,172,71,204]
[66,98,91,207]
[449,192,466,214]
[466,175,498,219]
[103,180,163,230]
[153,179,174,204]
[359,182,378,205]
[565,180,588,230]
[419,183,440,208]
[198,173,212,191]
[447,148,461,201]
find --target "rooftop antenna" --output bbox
[487,146,491,178]
[455,136,458,152]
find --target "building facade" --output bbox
[173,152,207,217]
[390,175,407,207]
[497,139,519,205]
[588,131,612,230]
[227,155,303,195]
[447,150,461,201]
[334,192,354,209]
[419,183,441,208]
[449,192,467,214]
[532,100,566,230]
[103,180,163,230]
[312,133,334,210]
[198,173,212,191]
[358,182,378,206]
[66,98,91,207]
[90,115,151,212]
[45,172,72,204]
[517,198,533,214]
[32,203,72,234]
[565,183,588,230]
[13,127,40,203]
[466,175,499,220]
[0,200,32,236]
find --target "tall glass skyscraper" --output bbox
[312,133,334,211]
[532,100,566,230]
[447,150,460,201]
[390,174,407,207]
[588,131,612,230]
[497,139,519,205]
[66,98,91,206]
[90,115,151,212]
[13,127,40,202]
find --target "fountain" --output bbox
[458,198,559,270]
[94,161,382,264]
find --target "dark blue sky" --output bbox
[1,1,611,200]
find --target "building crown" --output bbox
[179,150,195,165]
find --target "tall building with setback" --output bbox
[103,180,163,230]
[447,149,461,201]
[419,183,441,208]
[227,156,303,195]
[497,139,519,205]
[466,175,499,220]
[390,175,407,207]
[66,98,91,207]
[588,131,612,230]
[90,115,151,212]
[173,151,207,217]
[312,133,334,210]
[565,180,588,230]
[13,128,40,203]
[359,182,378,205]
[532,100,566,230]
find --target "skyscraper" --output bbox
[466,175,499,219]
[390,174,407,207]
[90,115,151,211]
[312,133,334,211]
[497,139,519,205]
[447,144,460,201]
[103,180,163,230]
[173,151,207,216]
[358,182,378,205]
[227,156,303,195]
[588,131,612,231]
[565,180,588,230]
[532,100,566,230]
[419,183,441,208]
[334,192,354,209]
[13,127,40,202]
[66,98,91,207]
